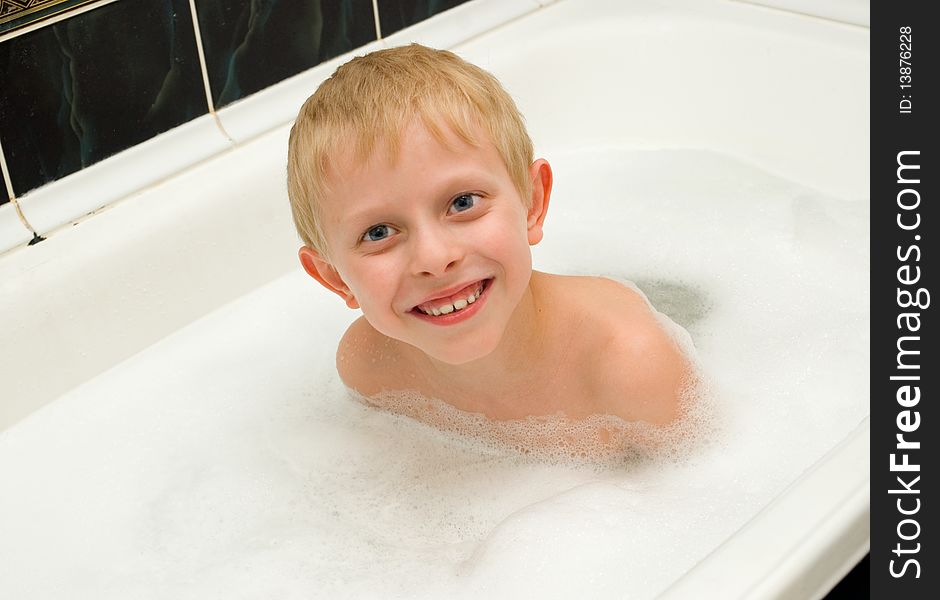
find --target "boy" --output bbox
[287,44,688,433]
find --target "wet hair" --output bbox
[286,43,534,261]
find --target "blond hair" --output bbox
[287,43,533,260]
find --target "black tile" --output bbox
[0,0,207,196]
[376,0,472,37]
[195,0,377,109]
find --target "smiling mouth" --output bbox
[412,279,491,316]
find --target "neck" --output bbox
[416,271,555,415]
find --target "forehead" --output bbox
[320,118,506,218]
[332,116,486,178]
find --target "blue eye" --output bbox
[362,224,393,242]
[449,193,480,214]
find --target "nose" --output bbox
[408,222,465,277]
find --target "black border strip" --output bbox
[871,3,936,597]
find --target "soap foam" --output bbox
[353,354,717,471]
[0,148,868,600]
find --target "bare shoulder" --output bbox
[573,276,690,425]
[541,273,659,322]
[336,316,410,397]
[335,316,377,394]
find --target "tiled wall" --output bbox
[0,0,471,207]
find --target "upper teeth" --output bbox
[418,282,484,316]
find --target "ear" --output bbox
[298,246,360,309]
[525,158,552,246]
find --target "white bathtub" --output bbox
[0,0,869,598]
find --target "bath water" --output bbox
[0,149,868,599]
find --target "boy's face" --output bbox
[302,119,549,365]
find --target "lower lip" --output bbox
[410,279,492,326]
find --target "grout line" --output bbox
[372,0,382,39]
[0,137,42,239]
[187,0,235,144]
[0,136,15,202]
[0,0,121,44]
[187,0,216,114]
[8,198,42,242]
[211,113,235,144]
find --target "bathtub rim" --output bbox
[660,416,870,600]
[0,0,871,596]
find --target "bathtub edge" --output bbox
[658,417,870,600]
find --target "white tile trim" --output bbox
[733,0,869,27]
[381,0,541,51]
[15,113,232,238]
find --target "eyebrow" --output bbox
[342,204,388,228]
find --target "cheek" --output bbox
[343,261,399,310]
[488,220,533,267]
[479,209,529,251]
